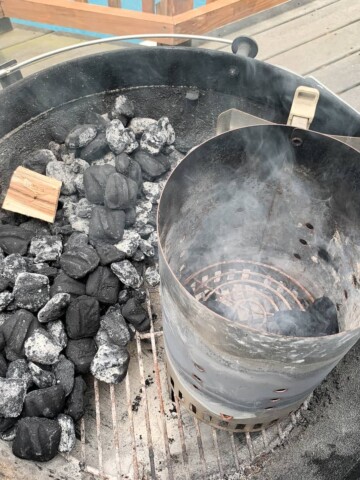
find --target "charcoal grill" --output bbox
[0,35,360,479]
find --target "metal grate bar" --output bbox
[194,416,207,478]
[135,333,156,479]
[145,289,175,480]
[212,428,224,478]
[277,422,284,441]
[245,432,255,462]
[174,395,190,480]
[229,432,240,472]
[261,428,269,448]
[94,378,104,478]
[110,384,122,479]
[125,373,139,480]
[80,417,86,470]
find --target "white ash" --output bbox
[62,200,90,234]
[143,182,160,204]
[57,414,76,453]
[28,362,56,389]
[76,198,93,219]
[66,125,97,149]
[128,117,157,136]
[13,272,50,312]
[92,151,116,166]
[46,160,77,195]
[111,260,143,288]
[60,149,75,165]
[115,230,141,257]
[136,224,155,238]
[94,326,111,347]
[0,378,26,417]
[140,123,167,155]
[48,141,61,157]
[29,235,62,263]
[1,253,27,282]
[139,239,155,257]
[46,320,68,349]
[6,359,33,390]
[135,200,153,228]
[74,174,85,196]
[111,95,135,119]
[38,293,71,323]
[145,266,160,287]
[158,116,175,145]
[147,231,158,247]
[105,119,125,154]
[25,329,62,365]
[0,292,13,312]
[70,158,89,174]
[90,344,129,384]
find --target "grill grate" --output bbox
[60,287,311,479]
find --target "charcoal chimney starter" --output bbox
[158,125,360,432]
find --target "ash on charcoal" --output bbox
[1,253,27,283]
[158,117,175,145]
[134,200,152,228]
[65,338,97,374]
[86,266,120,304]
[139,239,155,257]
[83,164,115,204]
[65,232,89,251]
[59,145,76,165]
[145,266,160,286]
[0,378,26,417]
[111,95,135,120]
[6,359,32,390]
[134,151,168,180]
[2,309,40,360]
[57,413,75,453]
[50,271,86,297]
[143,182,160,204]
[128,159,143,187]
[13,417,61,462]
[95,242,125,266]
[140,123,167,155]
[28,262,58,278]
[13,272,49,312]
[23,149,57,175]
[24,385,65,418]
[66,295,100,339]
[129,117,157,137]
[1,424,17,441]
[76,198,93,218]
[0,417,17,434]
[48,141,61,158]
[106,120,138,155]
[132,287,147,303]
[28,362,56,389]
[46,320,68,349]
[90,343,129,384]
[25,329,62,365]
[111,260,142,288]
[46,160,77,195]
[0,292,13,312]
[74,173,85,196]
[29,235,62,263]
[148,231,158,247]
[53,355,74,396]
[92,151,116,167]
[94,326,111,347]
[60,245,99,279]
[62,200,89,234]
[133,249,145,262]
[114,152,130,174]
[0,353,7,377]
[118,289,130,305]
[65,124,97,149]
[80,132,110,163]
[64,375,87,421]
[20,219,50,237]
[104,173,138,210]
[70,158,89,174]
[115,230,141,257]
[100,305,130,347]
[89,206,125,244]
[38,293,70,323]
[0,225,32,255]
[122,298,147,327]
[137,224,155,239]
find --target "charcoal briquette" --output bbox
[122,298,147,327]
[12,417,61,462]
[64,232,89,251]
[65,124,97,149]
[94,242,125,266]
[1,254,27,283]
[57,413,76,453]
[86,266,120,304]
[23,149,57,175]
[46,320,68,349]
[0,291,13,312]
[145,266,160,287]
[23,385,65,418]
[28,262,58,278]
[65,338,97,374]
[28,362,56,389]
[104,172,138,210]
[308,296,339,335]
[25,329,62,365]
[137,224,155,239]
[140,123,167,155]
[0,275,10,293]
[20,219,50,237]
[13,272,50,312]
[111,260,142,288]
[118,289,130,305]
[38,293,70,324]
[114,152,130,175]
[139,239,155,257]
[0,417,17,434]
[128,117,157,137]
[6,359,33,390]
[158,116,176,145]
[66,295,100,339]
[29,235,62,263]
[111,95,135,119]
[76,198,93,219]
[100,305,130,347]
[64,375,87,421]
[124,207,136,228]
[0,353,7,377]
[50,271,86,297]
[134,317,151,332]
[115,230,141,257]
[46,160,77,195]
[89,206,125,244]
[53,355,74,396]
[132,249,145,262]
[0,225,32,255]
[80,132,110,162]
[60,245,99,279]
[0,378,26,417]
[83,164,115,204]
[90,343,129,384]
[1,309,41,360]
[128,159,143,187]
[133,151,168,180]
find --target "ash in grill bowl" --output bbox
[0,95,183,462]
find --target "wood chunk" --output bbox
[2,166,61,223]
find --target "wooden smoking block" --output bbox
[2,166,62,223]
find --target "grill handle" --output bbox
[231,36,258,58]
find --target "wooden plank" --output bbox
[254,0,360,60]
[340,85,360,111]
[267,22,360,75]
[170,0,194,15]
[3,166,61,223]
[310,51,360,94]
[0,27,51,50]
[174,0,290,35]
[142,0,154,13]
[2,0,174,38]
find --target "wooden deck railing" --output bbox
[1,0,289,45]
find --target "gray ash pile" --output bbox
[0,95,183,462]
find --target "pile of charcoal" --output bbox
[0,94,183,462]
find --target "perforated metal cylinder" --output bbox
[158,125,360,430]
